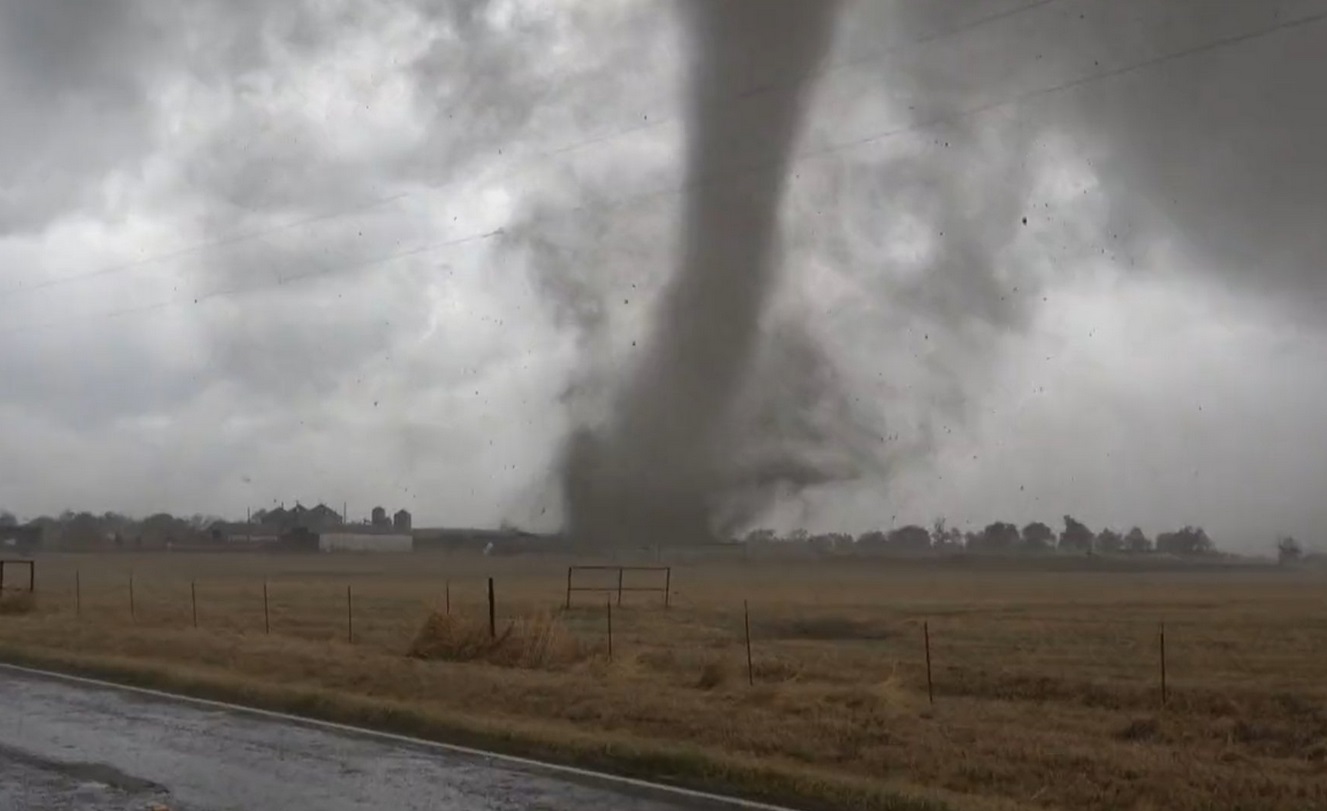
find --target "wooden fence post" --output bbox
[445,580,451,615]
[606,599,613,662]
[744,600,754,686]
[487,577,496,639]
[924,621,935,706]
[191,580,198,629]
[346,585,354,644]
[663,567,671,609]
[263,581,271,635]
[616,568,624,607]
[1159,621,1168,707]
[565,567,573,610]
[74,570,81,618]
[129,574,135,622]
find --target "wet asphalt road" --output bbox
[0,668,760,811]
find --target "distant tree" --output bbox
[187,514,223,531]
[856,530,887,549]
[1123,527,1152,554]
[0,510,16,527]
[1277,536,1304,565]
[63,512,107,548]
[963,531,979,549]
[974,521,1020,551]
[930,518,949,546]
[886,525,932,551]
[1059,515,1094,553]
[1156,526,1216,557]
[1095,528,1124,554]
[1021,521,1055,551]
[784,528,810,544]
[140,512,192,547]
[930,519,965,551]
[100,512,133,534]
[744,528,777,545]
[811,532,853,552]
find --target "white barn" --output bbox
[317,531,412,553]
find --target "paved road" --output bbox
[0,668,764,811]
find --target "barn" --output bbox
[316,529,412,553]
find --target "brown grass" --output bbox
[2,551,1327,810]
[408,610,595,669]
[0,591,35,615]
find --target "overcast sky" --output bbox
[3,0,1326,550]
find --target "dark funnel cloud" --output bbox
[561,0,842,548]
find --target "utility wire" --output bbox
[0,0,1067,301]
[4,4,1323,337]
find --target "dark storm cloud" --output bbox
[6,0,1327,539]
[0,0,166,234]
[840,0,1327,319]
[1070,0,1327,316]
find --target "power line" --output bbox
[0,229,504,337]
[0,194,408,299]
[0,0,1067,302]
[523,5,1327,236]
[5,5,1323,337]
[537,0,1067,161]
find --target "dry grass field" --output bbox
[1,551,1325,810]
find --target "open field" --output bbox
[1,552,1326,810]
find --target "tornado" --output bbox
[563,0,842,549]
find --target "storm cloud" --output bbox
[3,0,1327,548]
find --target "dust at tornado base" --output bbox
[0,668,757,811]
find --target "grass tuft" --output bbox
[696,657,733,691]
[407,611,593,670]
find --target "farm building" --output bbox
[0,524,43,554]
[393,509,412,531]
[317,529,412,553]
[412,527,557,554]
[208,522,286,545]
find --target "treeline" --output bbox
[744,516,1224,557]
[0,510,221,549]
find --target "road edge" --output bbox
[0,652,955,811]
